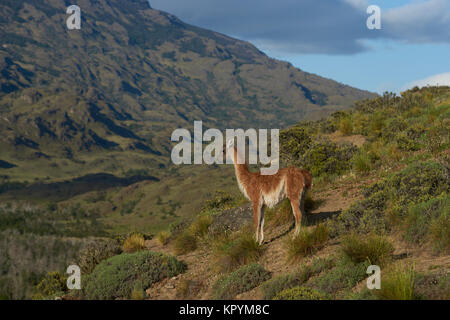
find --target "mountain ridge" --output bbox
[0,0,376,182]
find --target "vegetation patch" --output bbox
[83,251,186,300]
[329,161,449,237]
[261,273,301,300]
[32,271,67,300]
[261,257,334,299]
[405,195,449,253]
[213,229,264,272]
[273,286,329,300]
[265,199,293,227]
[374,264,416,300]
[77,239,122,274]
[188,215,213,238]
[307,257,370,296]
[212,264,271,300]
[286,224,328,262]
[122,233,146,253]
[156,231,171,246]
[414,270,449,300]
[174,231,198,255]
[341,234,394,267]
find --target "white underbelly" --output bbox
[262,181,286,208]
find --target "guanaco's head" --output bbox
[222,139,234,162]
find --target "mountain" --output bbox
[0,0,375,182]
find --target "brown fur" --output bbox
[226,145,312,244]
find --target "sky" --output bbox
[149,0,450,94]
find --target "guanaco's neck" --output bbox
[231,147,251,181]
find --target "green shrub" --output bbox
[280,127,356,178]
[286,224,328,261]
[303,141,357,177]
[213,230,264,272]
[397,135,421,151]
[343,288,377,300]
[308,256,335,274]
[273,286,329,300]
[84,251,186,300]
[352,152,372,174]
[122,233,146,253]
[202,191,235,211]
[405,195,449,253]
[308,258,370,296]
[383,161,449,210]
[279,127,312,166]
[375,264,416,300]
[429,215,450,254]
[261,274,300,300]
[329,161,449,237]
[339,117,353,135]
[212,264,271,300]
[369,113,385,136]
[261,257,334,299]
[78,239,122,274]
[174,231,198,255]
[341,234,394,267]
[32,271,67,300]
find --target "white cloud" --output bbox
[403,72,450,90]
[149,0,450,54]
[384,0,450,43]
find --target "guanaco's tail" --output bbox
[301,169,312,189]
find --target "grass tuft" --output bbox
[341,233,394,267]
[286,224,328,262]
[156,231,171,246]
[189,215,213,238]
[375,264,416,300]
[122,233,146,253]
[173,231,197,255]
[213,229,264,272]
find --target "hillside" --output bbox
[0,0,375,184]
[26,86,450,301]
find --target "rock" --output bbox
[208,203,253,236]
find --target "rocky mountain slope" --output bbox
[0,0,375,182]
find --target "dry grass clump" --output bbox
[122,233,146,253]
[213,227,264,272]
[375,263,416,300]
[156,231,171,246]
[286,224,328,262]
[341,233,394,267]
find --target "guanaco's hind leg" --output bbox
[252,201,262,243]
[290,197,301,237]
[290,187,306,237]
[258,205,266,245]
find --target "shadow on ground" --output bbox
[305,210,342,226]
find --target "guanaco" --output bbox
[224,140,312,244]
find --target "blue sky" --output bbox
[149,0,450,94]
